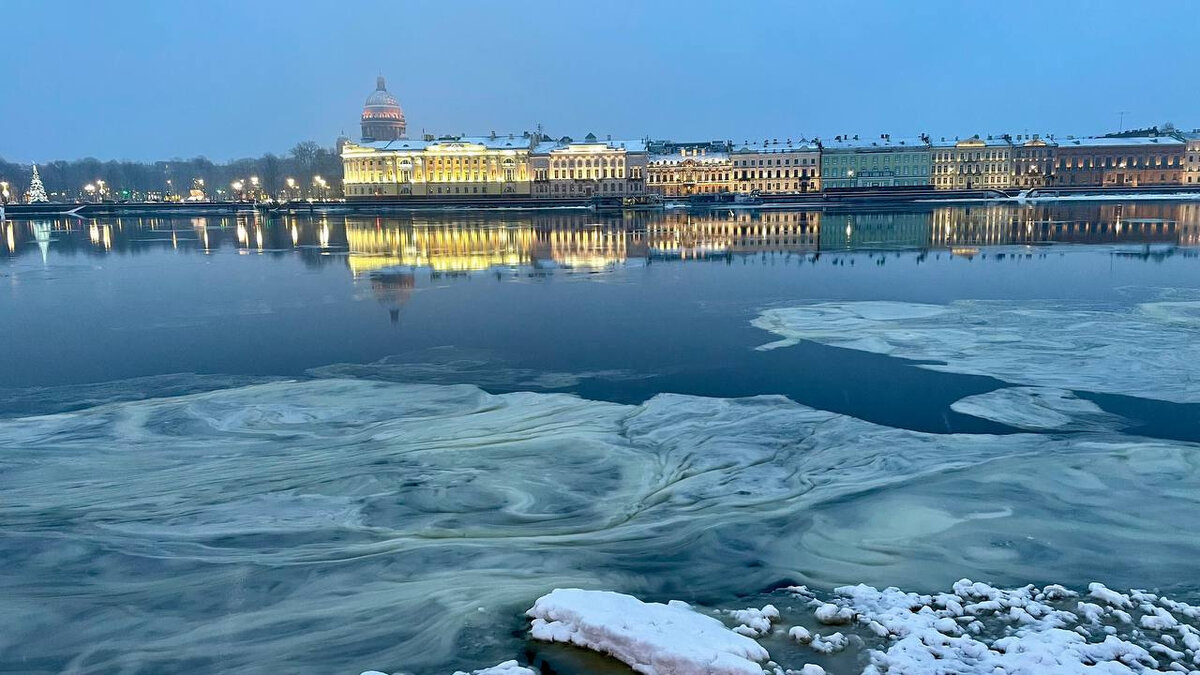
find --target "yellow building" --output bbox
[646,141,733,197]
[1183,132,1200,186]
[931,135,1014,190]
[342,134,532,199]
[731,141,821,194]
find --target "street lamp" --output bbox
[232,180,244,201]
[286,177,296,200]
[84,183,97,202]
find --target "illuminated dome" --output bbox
[361,76,406,142]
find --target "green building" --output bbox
[820,135,932,189]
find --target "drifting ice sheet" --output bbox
[528,588,769,674]
[949,387,1115,430]
[753,298,1200,402]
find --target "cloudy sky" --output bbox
[3,0,1197,162]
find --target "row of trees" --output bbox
[0,142,343,201]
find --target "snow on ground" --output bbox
[520,581,1200,674]
[949,386,1116,430]
[753,297,1200,403]
[528,589,769,674]
[796,579,1200,674]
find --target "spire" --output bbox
[376,76,387,91]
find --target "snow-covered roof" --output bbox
[820,136,929,151]
[531,138,647,155]
[648,152,731,164]
[355,135,533,152]
[1059,136,1184,149]
[732,142,819,154]
[929,136,1014,148]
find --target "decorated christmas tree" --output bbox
[27,164,48,203]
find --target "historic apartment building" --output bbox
[1011,136,1057,188]
[1183,131,1200,185]
[645,141,734,197]
[819,135,932,189]
[529,134,647,199]
[931,135,1014,190]
[729,141,821,194]
[1054,135,1185,187]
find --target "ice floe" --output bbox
[3,379,1200,672]
[753,298,1200,403]
[787,578,1200,674]
[949,386,1116,430]
[528,588,769,674]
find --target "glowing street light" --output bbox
[84,183,97,202]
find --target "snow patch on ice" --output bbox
[527,588,769,674]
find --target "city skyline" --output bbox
[3,0,1199,163]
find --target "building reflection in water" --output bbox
[2,204,1199,273]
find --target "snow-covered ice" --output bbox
[527,588,769,674]
[949,386,1116,430]
[4,379,1200,672]
[753,297,1200,403]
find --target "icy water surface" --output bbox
[2,203,1200,674]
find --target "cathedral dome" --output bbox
[360,76,406,142]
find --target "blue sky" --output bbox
[2,0,1197,162]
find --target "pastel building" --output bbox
[1011,136,1057,188]
[730,141,821,194]
[1181,131,1200,185]
[646,141,734,197]
[819,135,932,189]
[930,135,1013,190]
[529,134,647,199]
[341,133,532,199]
[1054,135,1185,187]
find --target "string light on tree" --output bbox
[27,164,49,203]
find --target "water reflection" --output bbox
[4,203,1199,272]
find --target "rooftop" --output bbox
[531,138,648,155]
[820,136,929,151]
[732,141,819,154]
[1060,136,1184,148]
[352,135,534,152]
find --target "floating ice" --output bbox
[451,660,537,675]
[801,578,1200,674]
[949,387,1116,430]
[527,588,769,674]
[4,378,1200,672]
[753,298,1200,403]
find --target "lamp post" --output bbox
[231,180,245,201]
[84,183,97,202]
[250,176,260,202]
[286,177,296,201]
[96,180,106,201]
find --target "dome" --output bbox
[360,76,406,142]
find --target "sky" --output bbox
[2,0,1198,163]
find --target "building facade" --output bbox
[360,77,406,143]
[1011,136,1057,188]
[646,141,733,197]
[931,135,1013,190]
[820,135,931,189]
[529,134,647,199]
[730,141,821,194]
[1054,136,1185,187]
[342,134,532,198]
[1182,131,1200,186]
